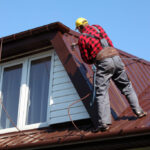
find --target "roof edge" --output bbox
[3,126,150,150]
[0,22,70,44]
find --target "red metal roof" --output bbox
[0,22,150,149]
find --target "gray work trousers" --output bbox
[94,55,142,126]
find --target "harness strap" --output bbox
[82,26,109,48]
[82,33,99,39]
[92,26,103,38]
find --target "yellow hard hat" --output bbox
[75,17,88,29]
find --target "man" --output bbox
[75,17,147,132]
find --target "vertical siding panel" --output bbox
[48,52,89,125]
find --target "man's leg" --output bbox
[95,58,114,127]
[112,56,146,116]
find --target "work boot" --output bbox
[135,110,147,118]
[92,124,110,133]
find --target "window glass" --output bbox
[26,57,51,125]
[0,64,22,129]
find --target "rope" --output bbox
[0,98,22,132]
[0,98,45,149]
[0,38,3,61]
[0,104,40,149]
[68,93,91,131]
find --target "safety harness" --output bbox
[82,26,119,106]
[82,26,110,106]
[82,25,109,48]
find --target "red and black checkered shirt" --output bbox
[78,25,114,64]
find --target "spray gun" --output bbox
[71,42,78,50]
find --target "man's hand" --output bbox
[71,42,78,50]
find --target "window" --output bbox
[0,51,53,133]
[26,57,51,125]
[0,64,22,129]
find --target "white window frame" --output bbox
[0,49,54,134]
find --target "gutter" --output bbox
[0,22,70,44]
[3,126,150,150]
[0,22,70,60]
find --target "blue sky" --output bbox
[0,0,149,61]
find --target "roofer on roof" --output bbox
[75,17,147,132]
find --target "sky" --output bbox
[0,0,150,61]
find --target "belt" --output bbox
[96,47,119,61]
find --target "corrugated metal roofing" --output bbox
[0,22,150,149]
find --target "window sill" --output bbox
[0,122,49,135]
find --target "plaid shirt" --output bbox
[78,25,113,64]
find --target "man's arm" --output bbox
[78,38,93,64]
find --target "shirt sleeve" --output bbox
[78,37,93,64]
